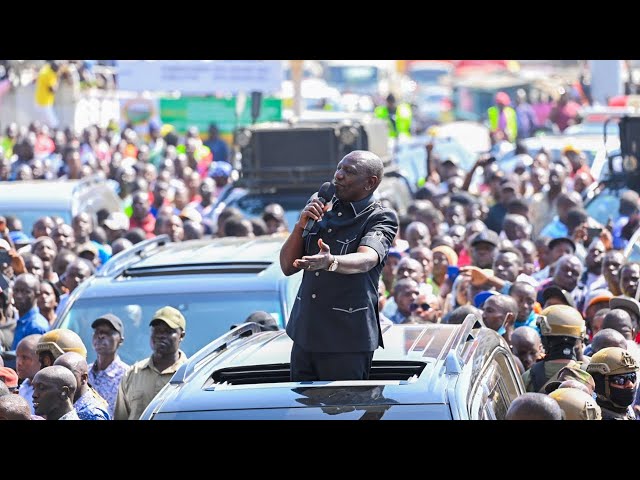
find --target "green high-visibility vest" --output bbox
[487,106,517,143]
[375,103,412,138]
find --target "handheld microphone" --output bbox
[302,181,335,238]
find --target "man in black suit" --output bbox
[280,150,398,381]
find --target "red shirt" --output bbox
[129,213,156,239]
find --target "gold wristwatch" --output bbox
[327,255,339,272]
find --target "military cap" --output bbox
[549,388,602,420]
[587,346,640,376]
[35,329,87,359]
[538,304,586,338]
[544,365,596,394]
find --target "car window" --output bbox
[468,350,519,420]
[57,292,284,365]
[586,189,621,225]
[0,209,70,235]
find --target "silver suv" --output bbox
[141,314,525,420]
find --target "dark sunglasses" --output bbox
[410,302,430,311]
[609,372,637,386]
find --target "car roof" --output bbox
[0,180,79,209]
[75,236,294,299]
[150,317,510,413]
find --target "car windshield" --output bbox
[586,188,621,225]
[229,192,308,232]
[57,292,284,365]
[2,209,70,235]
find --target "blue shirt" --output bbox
[19,378,35,415]
[514,311,541,334]
[75,388,111,420]
[11,307,49,350]
[539,217,569,239]
[88,355,130,419]
[204,138,229,164]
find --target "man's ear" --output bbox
[503,312,515,327]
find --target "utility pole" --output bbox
[290,60,303,117]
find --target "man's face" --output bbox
[620,264,640,298]
[150,321,184,357]
[92,322,122,358]
[63,263,91,293]
[511,337,543,371]
[33,238,57,265]
[482,296,508,331]
[554,258,582,292]
[445,205,465,226]
[132,193,150,220]
[395,260,424,284]
[394,284,419,317]
[52,224,75,251]
[333,155,373,203]
[503,219,529,241]
[38,352,54,370]
[548,164,566,189]
[585,241,605,274]
[72,213,92,240]
[550,243,574,263]
[411,249,433,277]
[493,252,520,283]
[32,373,62,417]
[25,256,44,280]
[37,281,57,312]
[603,253,624,286]
[471,242,497,269]
[13,277,36,314]
[16,343,40,381]
[511,286,536,321]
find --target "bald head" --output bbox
[54,351,88,376]
[54,352,88,402]
[405,221,430,249]
[345,150,383,182]
[590,328,628,353]
[512,325,540,345]
[505,393,563,420]
[32,365,77,419]
[17,333,42,352]
[0,394,31,420]
[602,309,635,340]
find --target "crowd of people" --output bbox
[1,82,640,419]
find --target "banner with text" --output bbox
[159,96,283,134]
[117,60,283,95]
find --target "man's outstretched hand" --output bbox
[294,238,333,272]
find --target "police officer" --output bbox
[280,150,398,381]
[548,387,602,420]
[35,328,87,369]
[374,93,412,138]
[586,346,640,420]
[521,304,587,393]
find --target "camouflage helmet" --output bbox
[538,305,586,339]
[587,347,640,376]
[35,329,87,359]
[549,388,602,420]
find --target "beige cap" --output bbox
[150,306,186,331]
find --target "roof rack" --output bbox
[123,262,272,277]
[97,234,170,278]
[442,314,483,375]
[171,322,262,385]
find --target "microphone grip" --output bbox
[301,197,327,238]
